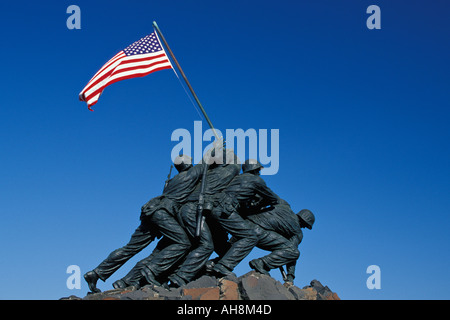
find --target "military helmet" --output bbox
[242,159,263,173]
[297,209,315,229]
[174,154,193,173]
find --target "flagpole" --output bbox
[153,21,220,141]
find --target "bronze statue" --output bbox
[84,154,315,292]
[83,155,203,292]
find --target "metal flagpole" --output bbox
[153,21,221,141]
[153,21,223,239]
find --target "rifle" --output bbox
[195,163,209,238]
[195,140,225,238]
[163,165,173,191]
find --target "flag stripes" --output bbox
[79,32,173,110]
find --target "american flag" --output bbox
[79,31,173,110]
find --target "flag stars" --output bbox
[123,32,163,56]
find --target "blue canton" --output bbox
[123,32,163,56]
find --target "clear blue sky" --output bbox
[0,0,449,300]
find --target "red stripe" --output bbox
[89,52,165,83]
[85,65,172,104]
[118,52,167,65]
[82,60,125,96]
[103,65,173,88]
[87,98,98,110]
[84,60,171,101]
[109,58,170,78]
[89,51,125,79]
[82,55,127,93]
[81,52,126,93]
[82,54,168,97]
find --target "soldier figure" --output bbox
[244,198,315,285]
[164,148,241,287]
[83,155,202,292]
[206,159,280,277]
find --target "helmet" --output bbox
[297,209,315,229]
[174,155,193,173]
[242,159,263,173]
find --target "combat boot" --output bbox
[249,258,270,275]
[83,270,101,293]
[211,263,236,278]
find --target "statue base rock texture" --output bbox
[61,271,339,300]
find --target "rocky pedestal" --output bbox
[61,271,340,300]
